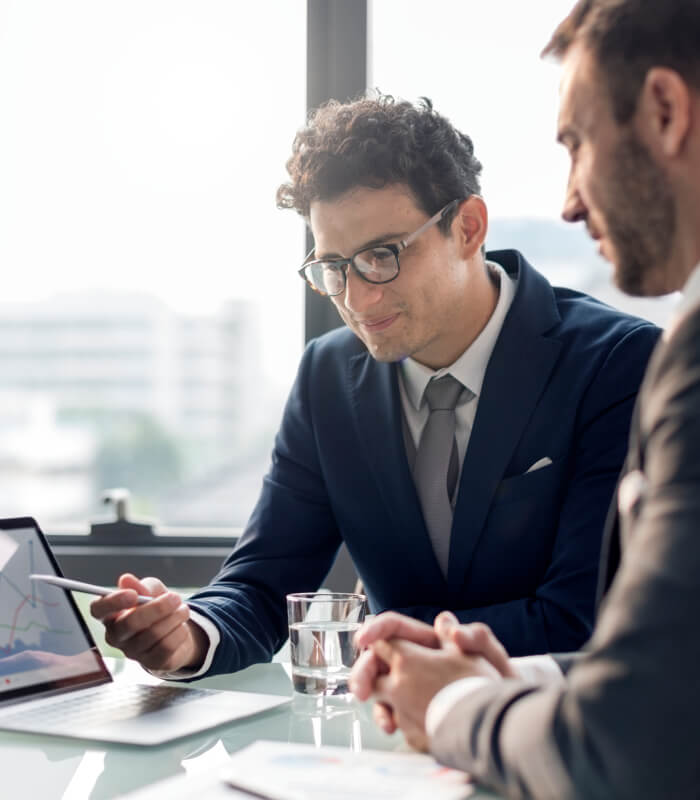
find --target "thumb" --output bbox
[433,611,459,646]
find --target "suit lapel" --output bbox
[348,351,445,584]
[595,470,625,610]
[596,332,667,609]
[448,252,563,592]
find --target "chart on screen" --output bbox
[0,528,83,668]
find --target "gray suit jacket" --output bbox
[438,303,700,799]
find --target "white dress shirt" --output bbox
[665,261,700,340]
[426,261,700,763]
[163,260,516,681]
[398,260,515,492]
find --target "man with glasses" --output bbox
[90,94,658,679]
[350,2,700,797]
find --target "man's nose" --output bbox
[341,266,384,312]
[561,178,586,224]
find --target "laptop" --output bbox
[0,516,290,745]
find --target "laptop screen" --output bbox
[0,517,110,704]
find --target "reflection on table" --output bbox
[0,657,501,799]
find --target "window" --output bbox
[369,0,678,325]
[0,1,306,530]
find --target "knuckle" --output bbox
[154,592,178,613]
[142,577,167,595]
[471,622,492,639]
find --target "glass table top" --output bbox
[0,657,500,799]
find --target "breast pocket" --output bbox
[493,458,564,505]
[462,459,567,602]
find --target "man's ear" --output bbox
[637,67,691,159]
[452,195,488,258]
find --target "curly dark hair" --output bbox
[543,0,700,123]
[276,93,482,234]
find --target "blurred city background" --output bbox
[0,1,678,532]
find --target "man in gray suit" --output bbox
[351,1,700,797]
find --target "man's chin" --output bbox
[365,344,407,363]
[358,335,409,363]
[614,260,675,297]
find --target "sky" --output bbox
[370,0,575,219]
[0,0,579,382]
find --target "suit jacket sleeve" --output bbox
[429,312,700,799]
[394,323,659,656]
[185,339,342,675]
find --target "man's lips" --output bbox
[586,226,607,256]
[354,313,399,332]
[587,224,602,242]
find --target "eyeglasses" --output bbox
[298,199,461,297]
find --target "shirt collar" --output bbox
[399,260,516,410]
[680,261,700,308]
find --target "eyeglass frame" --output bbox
[298,198,462,297]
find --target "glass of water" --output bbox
[287,592,366,697]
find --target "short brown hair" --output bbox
[276,93,482,233]
[543,0,700,122]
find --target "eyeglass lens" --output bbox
[306,246,398,295]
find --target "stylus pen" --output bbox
[29,574,152,604]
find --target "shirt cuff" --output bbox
[425,657,563,759]
[149,608,221,681]
[426,676,494,740]
[510,654,565,685]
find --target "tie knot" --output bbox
[423,374,464,411]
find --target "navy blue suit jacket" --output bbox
[188,250,659,674]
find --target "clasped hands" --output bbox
[349,612,517,751]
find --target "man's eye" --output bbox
[367,248,393,261]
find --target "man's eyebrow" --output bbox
[315,230,409,261]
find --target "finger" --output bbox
[139,577,168,597]
[373,701,397,734]
[450,623,517,678]
[90,589,144,622]
[118,573,167,598]
[433,611,459,643]
[355,612,439,650]
[158,637,196,673]
[117,603,190,659]
[369,638,401,667]
[137,623,192,671]
[349,648,388,701]
[91,574,165,623]
[102,591,182,648]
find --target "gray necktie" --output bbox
[413,374,468,576]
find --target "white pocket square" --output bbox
[525,457,553,474]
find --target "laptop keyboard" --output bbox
[2,683,214,729]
